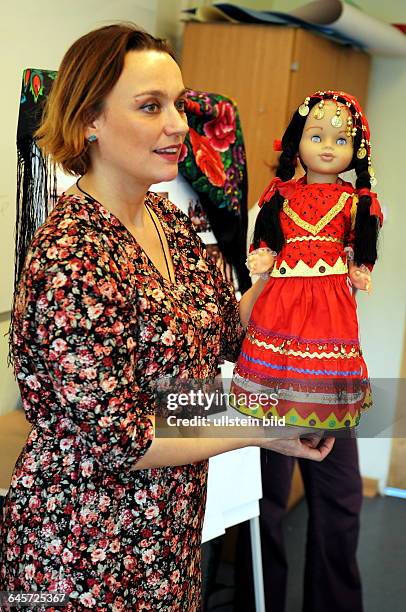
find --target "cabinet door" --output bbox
[182,23,295,205]
[288,29,370,110]
[335,45,371,106]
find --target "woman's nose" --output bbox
[165,107,189,137]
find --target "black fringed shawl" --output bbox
[15,68,57,290]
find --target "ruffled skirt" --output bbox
[231,275,371,431]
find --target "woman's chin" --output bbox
[155,167,179,185]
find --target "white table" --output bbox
[203,446,265,612]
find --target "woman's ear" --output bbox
[83,107,103,141]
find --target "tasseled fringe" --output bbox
[8,136,57,364]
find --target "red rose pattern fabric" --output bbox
[203,100,236,152]
[189,128,227,187]
[0,192,243,611]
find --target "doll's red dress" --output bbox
[231,176,373,431]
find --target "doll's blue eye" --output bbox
[337,137,347,145]
[311,135,321,143]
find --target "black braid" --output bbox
[332,97,380,265]
[253,98,320,251]
[351,144,379,265]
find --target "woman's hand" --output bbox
[348,262,372,293]
[133,417,334,469]
[259,434,334,461]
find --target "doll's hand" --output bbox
[348,262,372,293]
[247,248,276,275]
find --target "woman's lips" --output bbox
[154,145,182,162]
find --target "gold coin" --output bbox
[298,104,309,117]
[331,115,343,128]
[357,147,367,159]
[313,107,324,120]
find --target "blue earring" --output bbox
[87,134,97,143]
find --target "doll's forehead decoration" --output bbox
[298,89,374,183]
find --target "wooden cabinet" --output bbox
[181,23,371,205]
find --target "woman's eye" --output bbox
[337,137,347,145]
[141,103,160,113]
[311,135,321,143]
[176,99,186,113]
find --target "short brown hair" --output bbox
[35,23,175,176]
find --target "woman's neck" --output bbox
[77,167,150,227]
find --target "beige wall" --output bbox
[0,316,19,412]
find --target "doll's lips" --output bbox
[320,153,334,162]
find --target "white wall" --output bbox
[0,0,158,315]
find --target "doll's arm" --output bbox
[239,277,269,328]
[240,247,277,327]
[348,260,372,293]
[344,244,372,293]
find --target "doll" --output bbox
[231,90,383,432]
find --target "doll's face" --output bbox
[299,100,353,178]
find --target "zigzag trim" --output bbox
[286,236,344,243]
[248,322,360,346]
[271,256,347,278]
[282,191,351,235]
[231,400,361,429]
[247,334,360,359]
[234,364,368,389]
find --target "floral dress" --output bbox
[0,192,242,611]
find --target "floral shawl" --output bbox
[181,90,250,291]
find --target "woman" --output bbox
[0,24,333,611]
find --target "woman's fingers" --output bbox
[260,435,335,461]
[299,436,335,461]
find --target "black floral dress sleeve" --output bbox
[12,220,154,474]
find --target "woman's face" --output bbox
[87,50,189,187]
[299,100,354,177]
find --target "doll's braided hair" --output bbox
[253,93,380,265]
